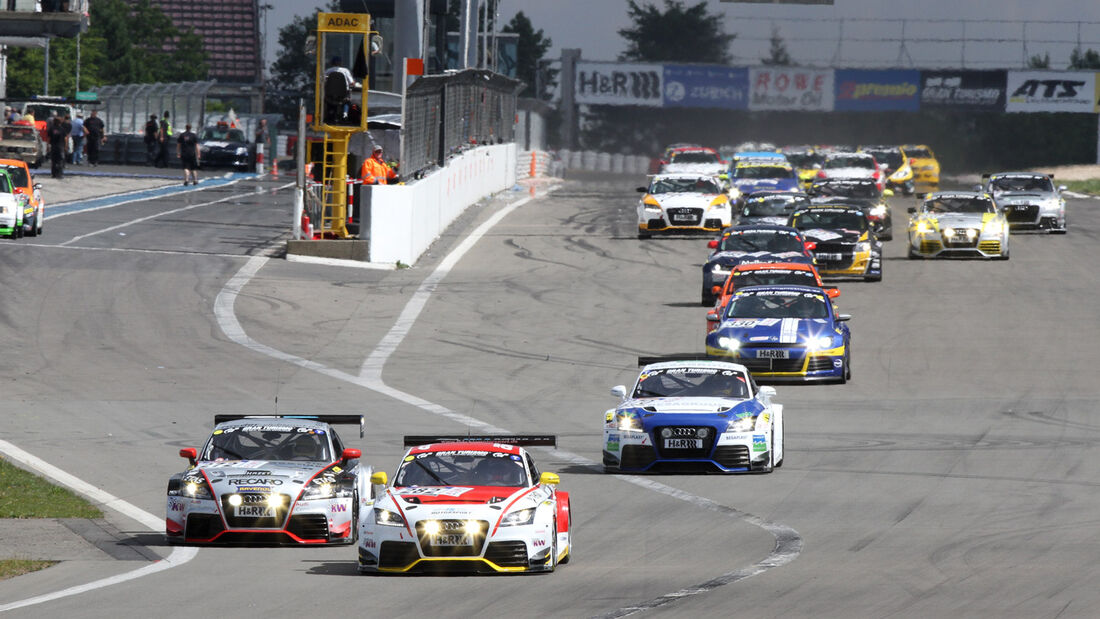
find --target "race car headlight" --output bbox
[500,507,536,527]
[726,415,755,432]
[804,335,835,351]
[235,147,249,156]
[869,205,886,218]
[617,412,644,432]
[717,336,740,351]
[942,226,954,237]
[982,219,1003,233]
[711,264,730,275]
[916,221,933,234]
[856,241,871,253]
[178,472,213,499]
[965,228,979,239]
[300,474,336,500]
[374,508,405,527]
[643,195,660,208]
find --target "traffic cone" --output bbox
[272,158,279,178]
[301,212,312,240]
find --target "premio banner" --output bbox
[834,69,920,111]
[1005,71,1097,113]
[575,62,663,107]
[920,70,1006,110]
[749,67,834,111]
[663,65,749,110]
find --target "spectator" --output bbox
[47,117,66,178]
[70,112,85,165]
[143,114,159,165]
[155,110,172,168]
[359,145,397,185]
[83,109,105,166]
[176,123,200,186]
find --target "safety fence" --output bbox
[96,81,216,136]
[402,69,523,180]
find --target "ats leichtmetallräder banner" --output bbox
[575,62,663,107]
[1005,71,1097,113]
[834,69,920,111]
[662,65,749,110]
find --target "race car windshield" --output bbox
[201,427,331,462]
[863,150,901,168]
[990,177,1053,193]
[633,367,750,399]
[906,147,932,158]
[924,197,995,214]
[744,196,804,216]
[0,165,29,187]
[395,452,528,487]
[671,152,720,164]
[733,269,816,288]
[651,177,722,194]
[201,128,246,141]
[813,182,880,199]
[726,292,829,319]
[826,155,874,169]
[784,152,822,168]
[735,166,793,179]
[719,231,803,253]
[792,210,868,232]
[1,127,35,140]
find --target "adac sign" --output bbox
[834,70,920,111]
[319,12,370,33]
[1005,70,1097,113]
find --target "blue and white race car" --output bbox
[603,359,783,473]
[705,285,852,383]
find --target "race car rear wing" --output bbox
[214,414,365,438]
[403,435,556,448]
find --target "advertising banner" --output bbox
[662,65,749,110]
[748,67,834,111]
[575,62,663,107]
[920,70,1006,109]
[1005,71,1096,113]
[834,70,920,111]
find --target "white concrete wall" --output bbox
[369,143,517,264]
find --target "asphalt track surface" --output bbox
[1,173,1099,618]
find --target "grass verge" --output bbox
[1064,179,1100,195]
[0,456,102,518]
[0,559,57,581]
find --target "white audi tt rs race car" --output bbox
[637,173,732,238]
[357,435,571,574]
[166,414,366,545]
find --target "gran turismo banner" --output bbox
[920,70,1006,109]
[662,65,749,110]
[1005,71,1097,113]
[575,62,663,107]
[834,69,920,111]
[748,67,834,111]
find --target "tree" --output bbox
[502,11,556,99]
[762,27,793,66]
[1069,47,1100,69]
[619,0,734,63]
[1027,52,1050,69]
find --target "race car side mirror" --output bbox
[707,239,718,249]
[837,314,851,322]
[758,386,777,399]
[706,310,719,323]
[539,472,560,486]
[636,187,647,193]
[180,447,197,465]
[33,183,41,190]
[1058,185,1067,192]
[826,288,840,298]
[370,471,388,485]
[341,448,361,464]
[610,385,628,399]
[972,184,982,192]
[711,285,722,295]
[883,189,894,197]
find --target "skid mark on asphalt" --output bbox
[214,186,803,616]
[0,439,198,613]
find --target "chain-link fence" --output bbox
[402,69,523,180]
[97,81,216,135]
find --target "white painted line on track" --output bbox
[213,185,803,615]
[285,254,396,270]
[60,181,296,246]
[0,439,199,613]
[4,242,276,260]
[47,175,248,219]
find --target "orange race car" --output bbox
[705,262,839,334]
[0,158,44,236]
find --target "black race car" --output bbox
[808,178,893,240]
[199,124,253,170]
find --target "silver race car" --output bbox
[907,192,1010,259]
[166,414,367,545]
[981,172,1067,234]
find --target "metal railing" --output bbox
[402,69,523,180]
[96,81,215,135]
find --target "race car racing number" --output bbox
[664,438,702,449]
[431,534,472,546]
[755,349,789,359]
[671,213,695,223]
[815,253,844,261]
[236,504,276,518]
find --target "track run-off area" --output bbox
[2,172,1100,617]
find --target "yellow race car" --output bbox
[901,144,940,192]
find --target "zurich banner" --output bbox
[834,69,921,111]
[662,65,749,110]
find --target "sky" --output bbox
[265,1,1100,77]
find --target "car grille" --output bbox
[646,217,666,229]
[184,513,224,539]
[735,347,807,372]
[919,240,941,253]
[221,493,290,528]
[806,356,836,372]
[485,541,529,568]
[379,541,420,568]
[286,514,329,540]
[666,207,702,226]
[978,240,1001,254]
[620,444,657,469]
[1004,204,1038,223]
[654,426,718,458]
[813,242,856,269]
[415,519,489,557]
[942,233,979,248]
[713,445,750,468]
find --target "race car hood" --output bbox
[798,228,861,244]
[709,250,813,266]
[652,193,721,208]
[739,215,788,226]
[732,178,799,193]
[925,212,990,228]
[710,317,837,344]
[620,396,751,414]
[390,485,525,506]
[824,167,875,179]
[662,162,725,175]
[198,460,328,493]
[994,192,1055,203]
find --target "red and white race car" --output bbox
[357,435,571,574]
